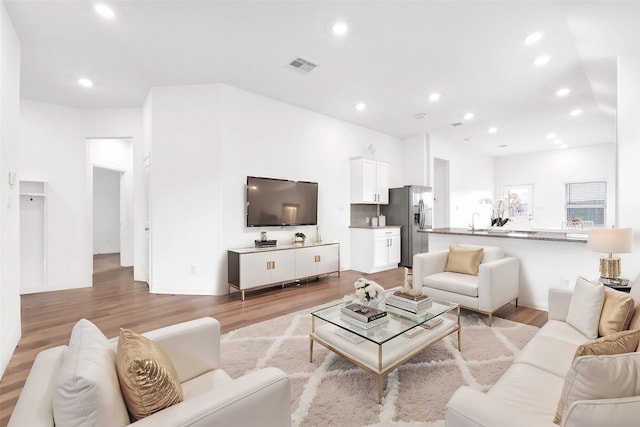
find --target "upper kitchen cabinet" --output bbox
[350,158,389,204]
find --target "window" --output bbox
[503,185,533,219]
[565,181,606,226]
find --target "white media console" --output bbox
[227,242,340,300]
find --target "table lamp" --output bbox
[587,228,633,279]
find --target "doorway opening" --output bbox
[88,138,134,284]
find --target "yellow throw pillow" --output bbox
[598,287,635,337]
[629,303,640,330]
[445,246,484,276]
[116,329,184,420]
[553,329,640,424]
[574,328,640,358]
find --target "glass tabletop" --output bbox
[311,297,458,345]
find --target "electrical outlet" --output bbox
[190,265,196,275]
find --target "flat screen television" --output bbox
[246,176,318,227]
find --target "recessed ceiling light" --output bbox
[570,109,583,116]
[332,21,348,36]
[554,139,563,145]
[463,112,474,120]
[78,78,93,88]
[488,127,498,134]
[524,32,544,46]
[556,88,571,97]
[533,55,551,67]
[428,93,441,102]
[546,132,556,139]
[94,3,115,19]
[355,102,366,111]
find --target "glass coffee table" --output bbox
[310,297,460,403]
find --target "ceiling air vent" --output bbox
[451,122,464,127]
[288,57,317,73]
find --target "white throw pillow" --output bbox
[566,277,605,339]
[557,353,640,424]
[53,319,130,427]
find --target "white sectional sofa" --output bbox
[445,281,640,427]
[8,317,291,427]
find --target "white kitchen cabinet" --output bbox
[350,158,390,204]
[228,242,340,300]
[350,227,401,273]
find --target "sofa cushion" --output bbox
[487,363,565,419]
[599,288,635,336]
[423,271,478,297]
[574,329,640,358]
[554,352,640,424]
[446,246,483,275]
[535,319,592,346]
[514,335,580,378]
[566,277,605,339]
[53,319,130,427]
[116,328,184,420]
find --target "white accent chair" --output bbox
[412,244,519,326]
[8,317,291,427]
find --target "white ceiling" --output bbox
[5,1,640,156]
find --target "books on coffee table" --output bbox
[339,313,389,329]
[386,291,432,314]
[341,303,387,322]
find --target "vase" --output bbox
[362,294,385,310]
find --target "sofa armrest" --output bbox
[563,396,640,427]
[8,346,67,427]
[445,386,548,427]
[412,250,449,291]
[130,367,291,427]
[477,257,519,312]
[141,317,221,383]
[548,288,573,321]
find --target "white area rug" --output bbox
[220,306,539,427]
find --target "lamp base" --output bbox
[599,256,621,279]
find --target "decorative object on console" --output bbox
[587,227,633,279]
[294,232,306,244]
[254,239,277,248]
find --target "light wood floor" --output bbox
[0,253,547,426]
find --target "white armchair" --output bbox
[8,317,291,427]
[412,244,519,326]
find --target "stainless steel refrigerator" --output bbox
[381,186,433,268]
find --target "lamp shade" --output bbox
[587,228,633,254]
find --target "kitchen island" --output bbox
[419,228,600,310]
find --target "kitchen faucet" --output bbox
[470,212,480,231]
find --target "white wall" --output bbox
[0,0,21,378]
[19,100,142,291]
[494,144,616,229]
[93,167,121,254]
[617,55,640,283]
[146,83,403,295]
[429,134,495,229]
